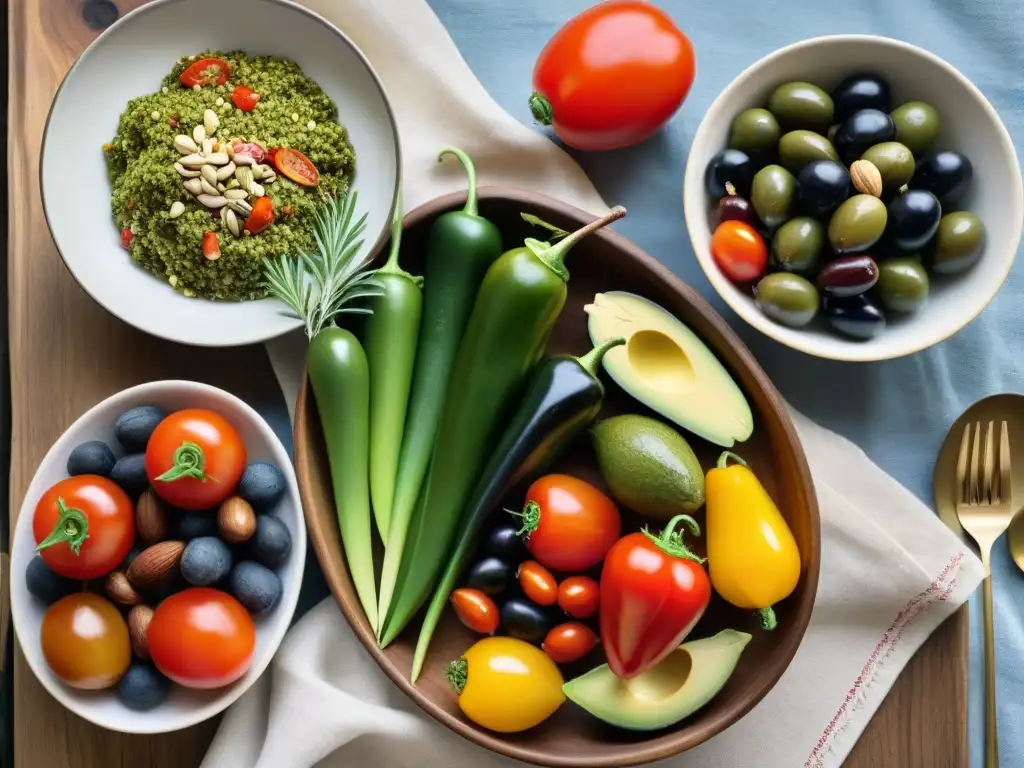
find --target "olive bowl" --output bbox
[684,35,1023,362]
[294,188,820,767]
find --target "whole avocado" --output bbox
[590,414,704,522]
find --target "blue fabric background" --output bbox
[262,1,1024,763]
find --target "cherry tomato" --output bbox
[450,588,500,635]
[517,474,621,572]
[542,622,599,665]
[557,576,600,619]
[530,0,695,151]
[244,196,275,234]
[231,85,261,112]
[145,409,246,510]
[33,475,134,580]
[711,220,768,283]
[41,593,130,689]
[273,148,319,187]
[517,561,558,606]
[179,57,230,88]
[148,588,255,689]
[119,227,133,250]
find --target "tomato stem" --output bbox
[717,451,748,469]
[509,502,541,538]
[643,513,705,564]
[528,92,554,126]
[757,606,778,631]
[445,657,468,695]
[35,498,89,556]
[154,441,213,483]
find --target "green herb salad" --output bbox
[104,50,357,301]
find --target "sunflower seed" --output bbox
[192,124,206,144]
[201,137,214,157]
[233,153,255,167]
[200,178,220,196]
[251,164,266,180]
[174,135,198,155]
[224,189,249,201]
[250,182,265,198]
[206,152,230,166]
[204,109,220,136]
[227,199,253,216]
[179,153,209,168]
[200,165,219,186]
[169,201,185,219]
[235,167,254,189]
[224,208,242,237]
[183,178,203,196]
[217,182,227,193]
[262,171,277,184]
[215,162,236,181]
[197,194,227,209]
[174,162,201,178]
[225,179,240,190]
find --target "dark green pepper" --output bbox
[409,336,625,679]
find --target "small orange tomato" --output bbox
[517,561,558,606]
[557,576,600,619]
[710,220,767,284]
[273,148,319,187]
[244,196,275,234]
[41,593,131,689]
[450,588,500,635]
[542,622,599,665]
[231,85,261,112]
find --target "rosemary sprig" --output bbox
[262,189,385,338]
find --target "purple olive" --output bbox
[817,255,880,297]
[711,193,759,229]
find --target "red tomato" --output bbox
[517,474,621,572]
[148,588,255,689]
[450,588,500,635]
[517,561,558,606]
[145,409,246,510]
[244,197,275,234]
[179,57,230,88]
[600,514,711,679]
[231,85,261,112]
[530,0,695,151]
[33,475,134,580]
[41,593,130,689]
[120,227,133,250]
[711,221,767,283]
[273,148,319,187]
[557,576,600,619]
[542,622,599,664]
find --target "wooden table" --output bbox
[7,1,970,765]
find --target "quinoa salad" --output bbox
[104,50,356,301]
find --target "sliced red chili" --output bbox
[244,197,275,234]
[120,227,133,250]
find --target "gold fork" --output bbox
[956,420,1012,768]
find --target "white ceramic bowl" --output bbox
[41,0,400,347]
[684,35,1023,362]
[10,381,306,734]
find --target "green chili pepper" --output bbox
[379,205,628,646]
[364,191,422,542]
[377,148,504,627]
[410,336,625,680]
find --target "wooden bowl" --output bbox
[294,188,820,767]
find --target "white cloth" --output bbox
[206,1,986,766]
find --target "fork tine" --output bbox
[983,421,996,504]
[1000,420,1012,504]
[969,421,982,505]
[957,423,972,504]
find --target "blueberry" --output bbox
[66,440,116,477]
[25,556,76,604]
[109,453,149,497]
[229,561,282,613]
[238,462,286,511]
[114,405,166,452]
[172,509,218,540]
[248,514,291,568]
[116,664,171,711]
[181,536,233,586]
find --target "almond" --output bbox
[850,159,883,198]
[104,571,144,607]
[128,540,185,589]
[128,604,154,660]
[218,496,256,543]
[136,489,168,545]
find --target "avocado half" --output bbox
[584,291,753,448]
[562,629,752,731]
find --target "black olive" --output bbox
[500,598,552,643]
[481,523,527,562]
[796,160,851,216]
[66,440,116,477]
[704,149,756,199]
[831,74,892,122]
[114,405,166,452]
[910,151,973,205]
[834,109,896,165]
[466,557,513,596]
[823,294,887,340]
[109,453,149,497]
[886,190,942,251]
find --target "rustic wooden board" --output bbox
[7,1,969,766]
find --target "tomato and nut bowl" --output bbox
[10,380,306,733]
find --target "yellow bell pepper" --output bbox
[705,451,801,630]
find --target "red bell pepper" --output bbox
[599,514,711,679]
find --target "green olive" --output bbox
[729,108,781,154]
[778,130,840,172]
[767,81,835,131]
[890,101,941,156]
[772,217,825,273]
[751,164,797,230]
[861,142,915,194]
[876,257,930,313]
[928,211,986,275]
[828,194,888,254]
[754,272,820,327]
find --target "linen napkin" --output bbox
[207,0,987,766]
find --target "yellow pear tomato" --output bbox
[447,636,565,733]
